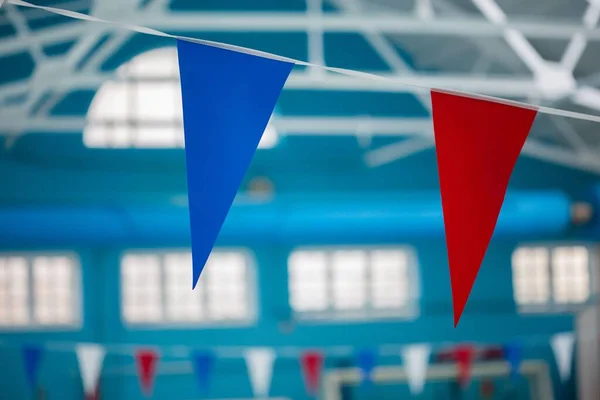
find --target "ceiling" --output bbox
[1,0,600,173]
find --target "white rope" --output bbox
[8,0,600,124]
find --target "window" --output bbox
[121,250,255,326]
[288,247,419,320]
[512,245,595,311]
[0,254,80,328]
[85,47,279,149]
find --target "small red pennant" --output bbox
[300,351,324,395]
[431,90,538,326]
[135,349,159,397]
[455,345,476,388]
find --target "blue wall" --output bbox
[0,131,595,399]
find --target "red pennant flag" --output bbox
[135,349,159,397]
[300,351,324,395]
[431,90,538,326]
[455,345,476,388]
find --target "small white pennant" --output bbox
[245,348,276,398]
[76,343,106,395]
[402,344,431,394]
[551,332,575,382]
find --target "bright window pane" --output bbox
[288,247,417,318]
[33,256,76,325]
[121,250,253,325]
[288,251,329,312]
[121,254,163,323]
[513,245,594,310]
[123,47,179,78]
[371,250,409,308]
[133,83,178,120]
[164,252,203,322]
[0,257,29,326]
[331,250,367,310]
[512,247,550,305]
[552,246,590,304]
[203,252,249,320]
[88,82,129,121]
[134,127,179,148]
[0,254,79,328]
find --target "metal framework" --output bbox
[1,0,600,172]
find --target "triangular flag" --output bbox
[135,349,159,397]
[355,349,377,386]
[76,344,106,396]
[551,333,575,382]
[192,350,215,394]
[176,40,294,288]
[300,351,324,396]
[244,348,276,398]
[455,345,476,388]
[503,342,522,383]
[22,345,43,391]
[401,344,431,395]
[431,90,538,326]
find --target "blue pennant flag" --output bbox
[192,350,216,393]
[356,349,377,386]
[504,342,522,383]
[176,40,294,288]
[22,345,43,391]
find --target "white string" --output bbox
[9,0,600,124]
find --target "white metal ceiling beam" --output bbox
[306,0,326,78]
[332,0,432,106]
[4,3,45,63]
[471,0,579,107]
[561,0,600,72]
[431,0,526,73]
[285,72,537,96]
[1,114,596,173]
[127,12,600,39]
[522,140,600,174]
[1,0,173,127]
[0,116,433,134]
[332,0,435,165]
[0,0,89,26]
[415,0,434,20]
[472,0,547,73]
[3,10,600,60]
[0,22,83,56]
[0,71,539,106]
[365,137,433,167]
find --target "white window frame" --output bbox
[287,245,420,322]
[513,243,598,314]
[0,251,82,331]
[119,248,258,329]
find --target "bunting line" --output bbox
[8,0,600,125]
[2,336,582,398]
[0,332,579,359]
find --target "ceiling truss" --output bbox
[0,0,600,173]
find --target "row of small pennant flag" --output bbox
[19,333,575,398]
